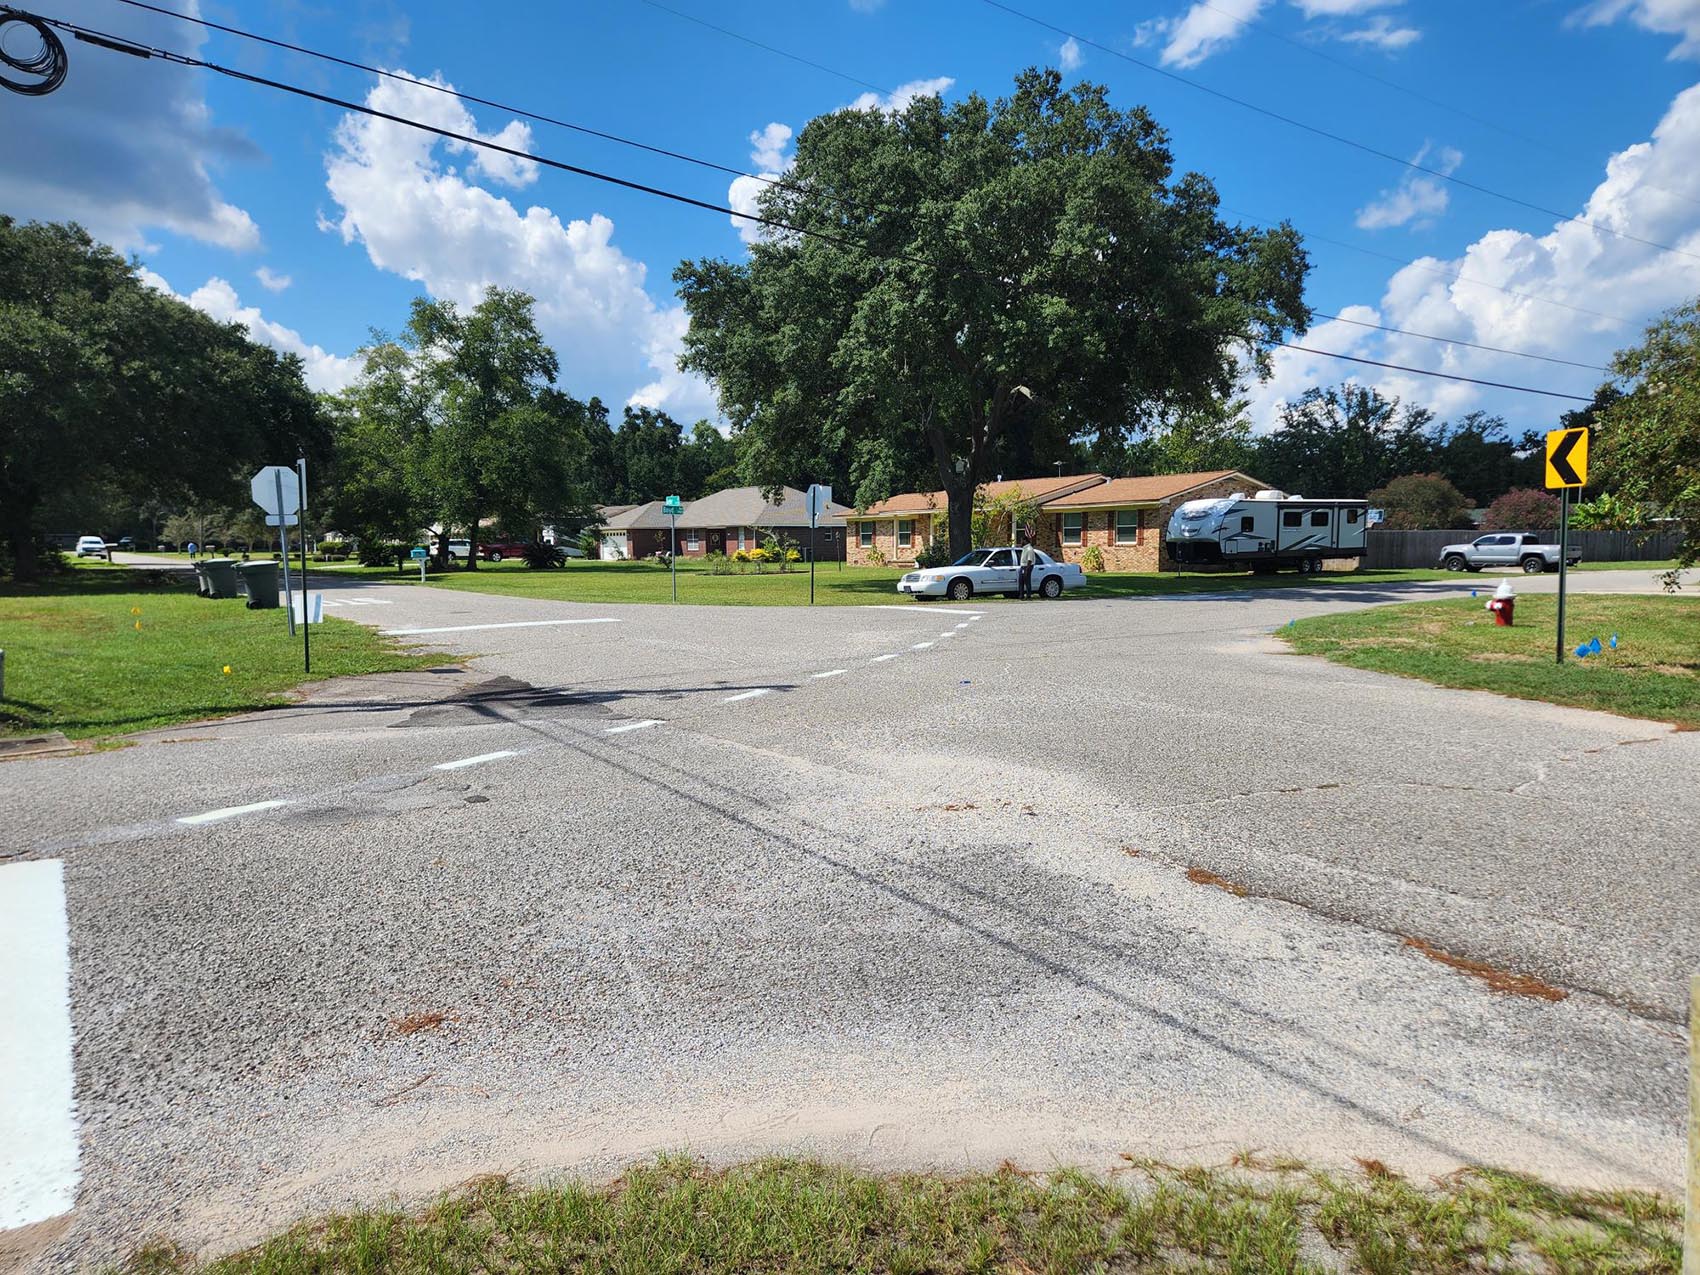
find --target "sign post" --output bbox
[805,484,831,606]
[1544,426,1589,665]
[296,458,310,674]
[662,495,684,602]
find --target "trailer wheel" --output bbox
[1442,554,1467,572]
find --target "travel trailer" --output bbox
[1165,489,1369,572]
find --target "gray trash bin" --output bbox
[200,557,241,599]
[237,560,280,609]
[193,562,209,596]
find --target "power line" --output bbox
[10,7,1598,403]
[977,0,1700,267]
[1275,345,1593,401]
[1308,312,1610,372]
[637,0,889,95]
[105,0,895,225]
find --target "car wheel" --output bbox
[1040,575,1062,599]
[489,550,503,562]
[1443,554,1467,572]
[946,578,973,602]
[1520,555,1545,574]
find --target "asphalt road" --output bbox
[2,566,1692,1268]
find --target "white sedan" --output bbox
[898,548,1086,601]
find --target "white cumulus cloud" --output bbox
[848,76,955,114]
[1245,83,1700,434]
[1156,0,1269,68]
[1573,0,1700,59]
[1141,0,1417,66]
[1355,144,1462,230]
[1059,36,1085,70]
[1338,15,1421,48]
[254,266,293,293]
[324,69,716,421]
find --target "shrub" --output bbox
[315,539,350,560]
[358,540,406,567]
[706,551,733,575]
[785,548,802,563]
[915,540,953,569]
[1081,544,1106,573]
[1481,488,1562,531]
[866,544,887,567]
[521,541,564,569]
[731,548,750,563]
[1365,473,1471,530]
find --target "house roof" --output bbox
[682,485,850,529]
[600,500,673,530]
[1041,470,1263,509]
[852,473,1106,518]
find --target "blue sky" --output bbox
[7,0,1700,440]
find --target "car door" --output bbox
[980,549,1018,592]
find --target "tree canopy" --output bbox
[0,216,327,579]
[674,69,1311,554]
[1365,472,1471,530]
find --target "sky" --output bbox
[5,0,1700,443]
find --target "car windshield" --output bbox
[953,551,992,566]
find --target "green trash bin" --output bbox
[200,557,241,599]
[236,560,280,609]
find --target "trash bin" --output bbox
[193,562,209,596]
[236,559,280,609]
[200,557,241,599]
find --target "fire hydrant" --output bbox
[1485,579,1515,626]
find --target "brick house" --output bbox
[844,474,1105,566]
[595,486,852,561]
[1040,469,1267,571]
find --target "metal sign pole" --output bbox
[1556,487,1569,665]
[297,459,310,673]
[670,513,678,603]
[275,470,295,637]
[810,511,817,605]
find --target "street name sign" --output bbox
[662,495,684,516]
[1544,427,1589,489]
[805,483,833,524]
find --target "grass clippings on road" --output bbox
[116,1153,1677,1274]
[0,565,443,740]
[1283,594,1700,729]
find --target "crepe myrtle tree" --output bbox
[674,69,1310,556]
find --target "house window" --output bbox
[737,526,748,550]
[684,530,700,550]
[1309,510,1329,527]
[858,523,873,549]
[897,519,914,549]
[1281,510,1303,528]
[1061,512,1083,545]
[1113,509,1140,545]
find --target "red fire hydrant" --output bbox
[1485,579,1515,626]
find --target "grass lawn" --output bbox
[1283,593,1700,729]
[117,1153,1677,1274]
[0,565,445,740]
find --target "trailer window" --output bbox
[1281,511,1303,527]
[1239,516,1255,533]
[1309,510,1329,527]
[1061,513,1083,545]
[1346,508,1362,523]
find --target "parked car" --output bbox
[1437,532,1581,574]
[478,538,533,562]
[899,547,1086,601]
[74,535,108,557]
[444,538,472,561]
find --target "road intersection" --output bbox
[2,568,1692,1268]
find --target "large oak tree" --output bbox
[674,70,1310,554]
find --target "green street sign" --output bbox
[662,495,684,516]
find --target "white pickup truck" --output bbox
[1437,532,1581,574]
[899,547,1086,601]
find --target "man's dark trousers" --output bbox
[1019,564,1034,598]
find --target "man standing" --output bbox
[1018,534,1038,599]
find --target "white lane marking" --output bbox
[604,719,662,734]
[864,605,984,616]
[0,860,79,1229]
[177,799,290,826]
[870,653,901,663]
[912,641,935,650]
[937,632,957,639]
[383,618,620,636]
[434,750,521,771]
[721,688,772,703]
[811,669,848,679]
[954,621,971,629]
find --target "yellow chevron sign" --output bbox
[1544,427,1588,489]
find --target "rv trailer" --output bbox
[1165,489,1369,572]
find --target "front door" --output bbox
[708,530,724,553]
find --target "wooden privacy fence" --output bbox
[1362,529,1684,569]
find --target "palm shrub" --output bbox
[521,541,564,568]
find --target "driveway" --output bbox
[2,568,1690,1267]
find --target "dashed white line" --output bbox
[604,719,662,734]
[0,860,78,1229]
[383,618,620,635]
[721,688,773,703]
[811,669,848,679]
[864,605,984,616]
[937,632,957,638]
[912,641,935,650]
[433,750,521,771]
[870,653,900,663]
[954,621,971,629]
[176,799,290,826]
